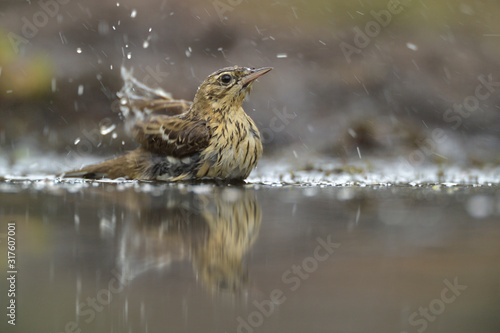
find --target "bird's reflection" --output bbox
[115,186,262,293]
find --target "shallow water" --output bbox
[1,167,500,333]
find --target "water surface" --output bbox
[1,175,499,333]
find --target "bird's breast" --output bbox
[196,116,262,180]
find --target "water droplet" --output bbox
[406,42,418,51]
[116,2,120,7]
[112,132,118,139]
[100,124,116,136]
[142,40,149,48]
[59,31,67,44]
[74,137,81,145]
[217,47,226,58]
[466,195,493,218]
[126,52,132,59]
[276,53,287,58]
[131,9,137,18]
[76,48,82,54]
[77,85,84,96]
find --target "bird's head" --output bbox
[193,66,272,115]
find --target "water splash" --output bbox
[100,124,116,136]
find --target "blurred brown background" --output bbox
[1,0,500,170]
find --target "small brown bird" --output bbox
[64,66,272,181]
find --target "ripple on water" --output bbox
[1,157,499,190]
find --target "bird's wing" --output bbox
[132,115,211,157]
[117,67,193,135]
[125,98,192,116]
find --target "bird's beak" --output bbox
[241,67,273,87]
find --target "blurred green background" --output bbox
[1,0,500,171]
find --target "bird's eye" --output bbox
[220,74,232,85]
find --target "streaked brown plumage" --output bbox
[64,66,272,181]
[113,187,262,293]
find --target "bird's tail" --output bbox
[62,154,135,179]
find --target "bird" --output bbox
[113,187,262,293]
[63,65,272,181]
